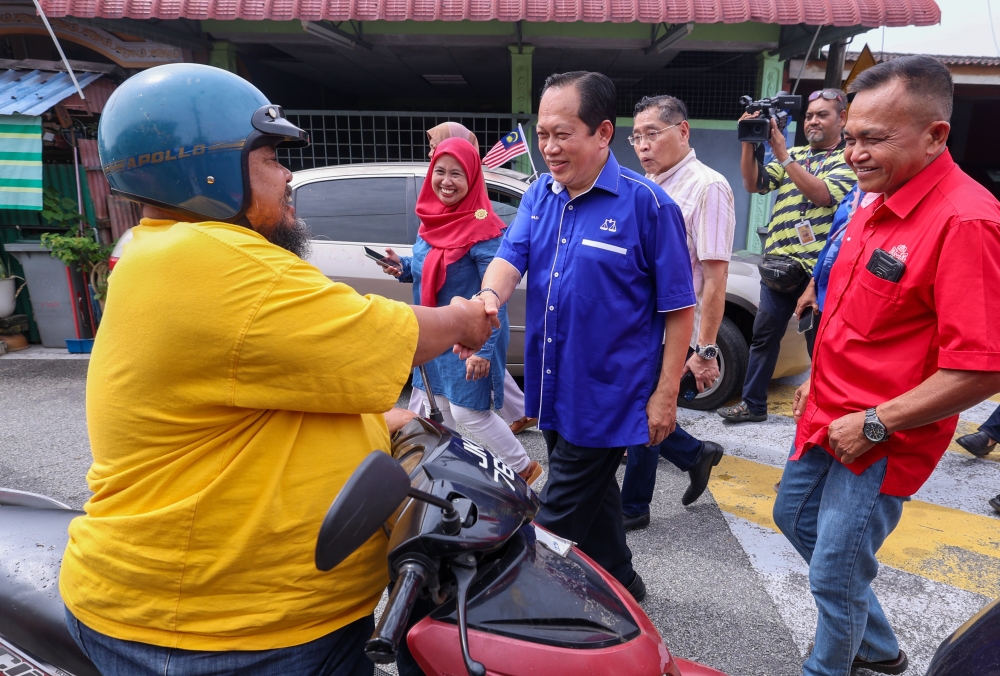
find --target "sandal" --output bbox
[509,416,538,435]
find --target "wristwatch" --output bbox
[780,156,794,168]
[695,344,719,360]
[863,407,889,443]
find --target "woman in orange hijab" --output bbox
[426,122,479,158]
[382,138,542,486]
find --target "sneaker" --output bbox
[518,460,544,489]
[717,400,767,422]
[990,494,1000,514]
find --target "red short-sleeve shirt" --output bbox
[795,151,1000,496]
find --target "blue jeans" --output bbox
[773,446,907,676]
[742,279,814,415]
[979,405,1000,441]
[65,607,375,676]
[621,425,703,517]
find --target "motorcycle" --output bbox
[0,374,725,676]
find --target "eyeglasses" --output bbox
[809,89,846,104]
[627,123,681,146]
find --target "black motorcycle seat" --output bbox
[0,506,100,676]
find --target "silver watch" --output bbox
[696,344,719,360]
[863,407,889,443]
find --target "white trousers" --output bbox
[499,370,527,424]
[408,387,530,473]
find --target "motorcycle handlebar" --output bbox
[365,561,429,664]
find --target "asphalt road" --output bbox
[3,356,994,676]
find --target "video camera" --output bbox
[737,92,802,144]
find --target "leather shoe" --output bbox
[990,494,1000,514]
[623,511,650,532]
[956,430,996,457]
[626,572,646,602]
[682,442,724,506]
[852,649,908,674]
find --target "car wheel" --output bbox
[679,316,749,411]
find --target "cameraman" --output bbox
[719,89,856,423]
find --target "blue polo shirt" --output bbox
[495,151,695,448]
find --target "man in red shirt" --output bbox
[774,55,1000,676]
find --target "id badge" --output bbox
[795,220,816,245]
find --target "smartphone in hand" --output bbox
[679,370,699,402]
[363,246,399,271]
[797,307,814,334]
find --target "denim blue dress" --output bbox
[398,235,508,411]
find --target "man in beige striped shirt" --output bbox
[620,95,736,530]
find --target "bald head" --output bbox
[847,54,953,126]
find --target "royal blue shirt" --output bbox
[494,152,695,448]
[813,185,863,311]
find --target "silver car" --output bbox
[289,162,810,409]
[110,163,809,408]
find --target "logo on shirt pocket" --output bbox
[599,218,617,232]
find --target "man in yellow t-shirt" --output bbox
[60,64,495,676]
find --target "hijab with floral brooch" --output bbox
[415,137,504,307]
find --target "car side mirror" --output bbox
[315,451,412,572]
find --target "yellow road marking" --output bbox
[767,384,800,419]
[990,394,1000,404]
[710,455,1000,598]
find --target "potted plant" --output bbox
[0,258,24,319]
[39,231,113,344]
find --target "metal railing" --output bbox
[279,111,529,171]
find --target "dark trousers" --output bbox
[66,607,375,676]
[980,406,1000,441]
[742,279,816,415]
[535,431,634,586]
[620,425,704,517]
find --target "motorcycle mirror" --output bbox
[315,451,412,572]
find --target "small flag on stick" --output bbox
[483,127,529,169]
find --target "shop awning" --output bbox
[37,0,940,26]
[0,69,104,116]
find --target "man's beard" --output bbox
[263,185,312,259]
[267,215,312,259]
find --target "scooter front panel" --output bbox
[430,525,641,649]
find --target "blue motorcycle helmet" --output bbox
[98,63,309,224]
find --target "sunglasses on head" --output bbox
[809,89,846,104]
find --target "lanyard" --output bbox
[798,143,840,217]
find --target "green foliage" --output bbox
[40,188,82,229]
[40,233,113,274]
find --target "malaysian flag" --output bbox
[483,126,529,169]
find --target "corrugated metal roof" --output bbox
[38,0,939,25]
[61,78,117,115]
[0,70,104,117]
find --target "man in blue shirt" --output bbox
[466,72,696,598]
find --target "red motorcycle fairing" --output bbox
[407,538,728,676]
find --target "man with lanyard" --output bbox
[719,89,856,423]
[60,64,495,676]
[780,55,1000,676]
[620,94,734,529]
[467,71,695,600]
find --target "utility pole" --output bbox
[824,39,848,89]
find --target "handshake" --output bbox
[451,293,500,359]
